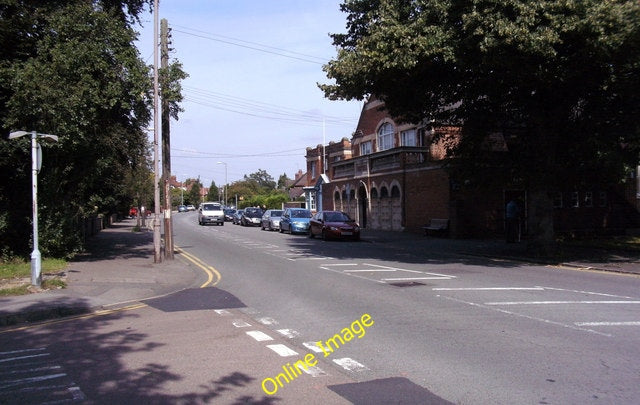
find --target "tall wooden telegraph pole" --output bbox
[161,18,174,260]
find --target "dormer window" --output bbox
[377,122,394,151]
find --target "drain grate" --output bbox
[388,281,426,287]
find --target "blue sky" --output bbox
[135,0,362,187]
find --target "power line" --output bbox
[171,25,327,65]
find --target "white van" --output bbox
[198,202,225,226]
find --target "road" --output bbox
[173,211,640,404]
[1,212,638,404]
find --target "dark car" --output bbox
[233,209,244,225]
[224,208,236,221]
[279,208,312,234]
[261,209,283,231]
[309,211,360,240]
[241,207,263,226]
[177,205,187,213]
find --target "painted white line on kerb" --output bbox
[485,301,640,305]
[266,344,298,357]
[303,342,324,353]
[575,321,640,326]
[214,309,231,315]
[333,358,369,372]
[433,287,545,291]
[246,331,273,342]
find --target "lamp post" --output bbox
[217,161,227,206]
[9,130,59,287]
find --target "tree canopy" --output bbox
[0,0,158,257]
[321,0,640,245]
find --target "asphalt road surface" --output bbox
[174,211,640,404]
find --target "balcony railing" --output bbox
[330,147,436,179]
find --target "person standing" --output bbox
[505,199,520,243]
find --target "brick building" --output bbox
[304,97,640,238]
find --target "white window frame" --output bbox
[360,141,372,155]
[377,123,394,151]
[401,128,417,147]
[310,161,316,178]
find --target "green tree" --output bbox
[277,173,290,190]
[1,0,154,257]
[244,169,276,191]
[186,179,202,206]
[321,0,640,249]
[206,180,219,202]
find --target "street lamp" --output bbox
[217,161,227,206]
[9,130,59,287]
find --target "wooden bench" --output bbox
[423,219,449,236]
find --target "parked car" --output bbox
[177,205,187,212]
[198,202,225,226]
[309,211,360,240]
[241,207,263,226]
[279,208,312,234]
[186,204,196,211]
[224,208,236,221]
[232,209,244,224]
[261,209,283,231]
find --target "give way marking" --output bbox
[319,263,456,284]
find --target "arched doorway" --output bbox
[358,184,368,228]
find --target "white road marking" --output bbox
[344,269,397,273]
[232,320,251,328]
[276,329,300,339]
[298,365,327,377]
[214,309,231,315]
[303,342,324,353]
[266,344,298,357]
[382,276,451,281]
[0,373,67,390]
[439,295,612,337]
[257,317,279,325]
[332,358,369,372]
[246,331,274,342]
[485,300,640,305]
[575,321,640,326]
[433,287,545,291]
[538,286,637,299]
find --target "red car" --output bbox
[309,211,360,241]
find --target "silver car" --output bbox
[261,209,283,231]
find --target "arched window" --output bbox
[350,189,356,200]
[391,185,400,198]
[380,186,389,198]
[377,122,394,151]
[342,190,348,200]
[371,188,378,199]
[334,191,341,201]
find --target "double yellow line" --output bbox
[175,246,222,287]
[0,249,221,333]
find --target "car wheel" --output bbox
[279,226,284,233]
[221,222,224,226]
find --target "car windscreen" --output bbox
[325,212,351,222]
[291,210,311,218]
[203,204,220,210]
[271,211,283,217]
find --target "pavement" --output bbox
[0,218,638,402]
